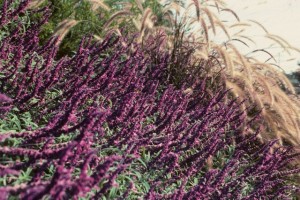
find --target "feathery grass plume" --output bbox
[249,19,269,33]
[227,43,251,80]
[134,0,144,12]
[191,0,201,21]
[103,10,133,30]
[4,0,300,176]
[138,8,154,42]
[253,74,275,106]
[220,8,240,21]
[230,22,251,29]
[28,0,115,58]
[155,0,300,148]
[214,18,230,39]
[26,1,296,125]
[1,1,300,198]
[88,0,110,11]
[27,0,46,10]
[200,18,209,43]
[213,45,234,75]
[53,19,79,45]
[265,34,292,54]
[1,30,300,198]
[162,1,182,16]
[257,49,278,62]
[201,6,216,35]
[265,34,300,55]
[93,34,103,42]
[140,8,154,31]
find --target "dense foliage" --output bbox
[27,0,165,58]
[0,0,300,199]
[19,0,300,148]
[36,0,112,58]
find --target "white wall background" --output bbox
[224,0,300,73]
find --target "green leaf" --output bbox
[142,181,150,192]
[136,158,147,169]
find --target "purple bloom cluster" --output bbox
[0,1,299,199]
[0,93,12,118]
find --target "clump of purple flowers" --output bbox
[0,93,12,117]
[0,1,299,199]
